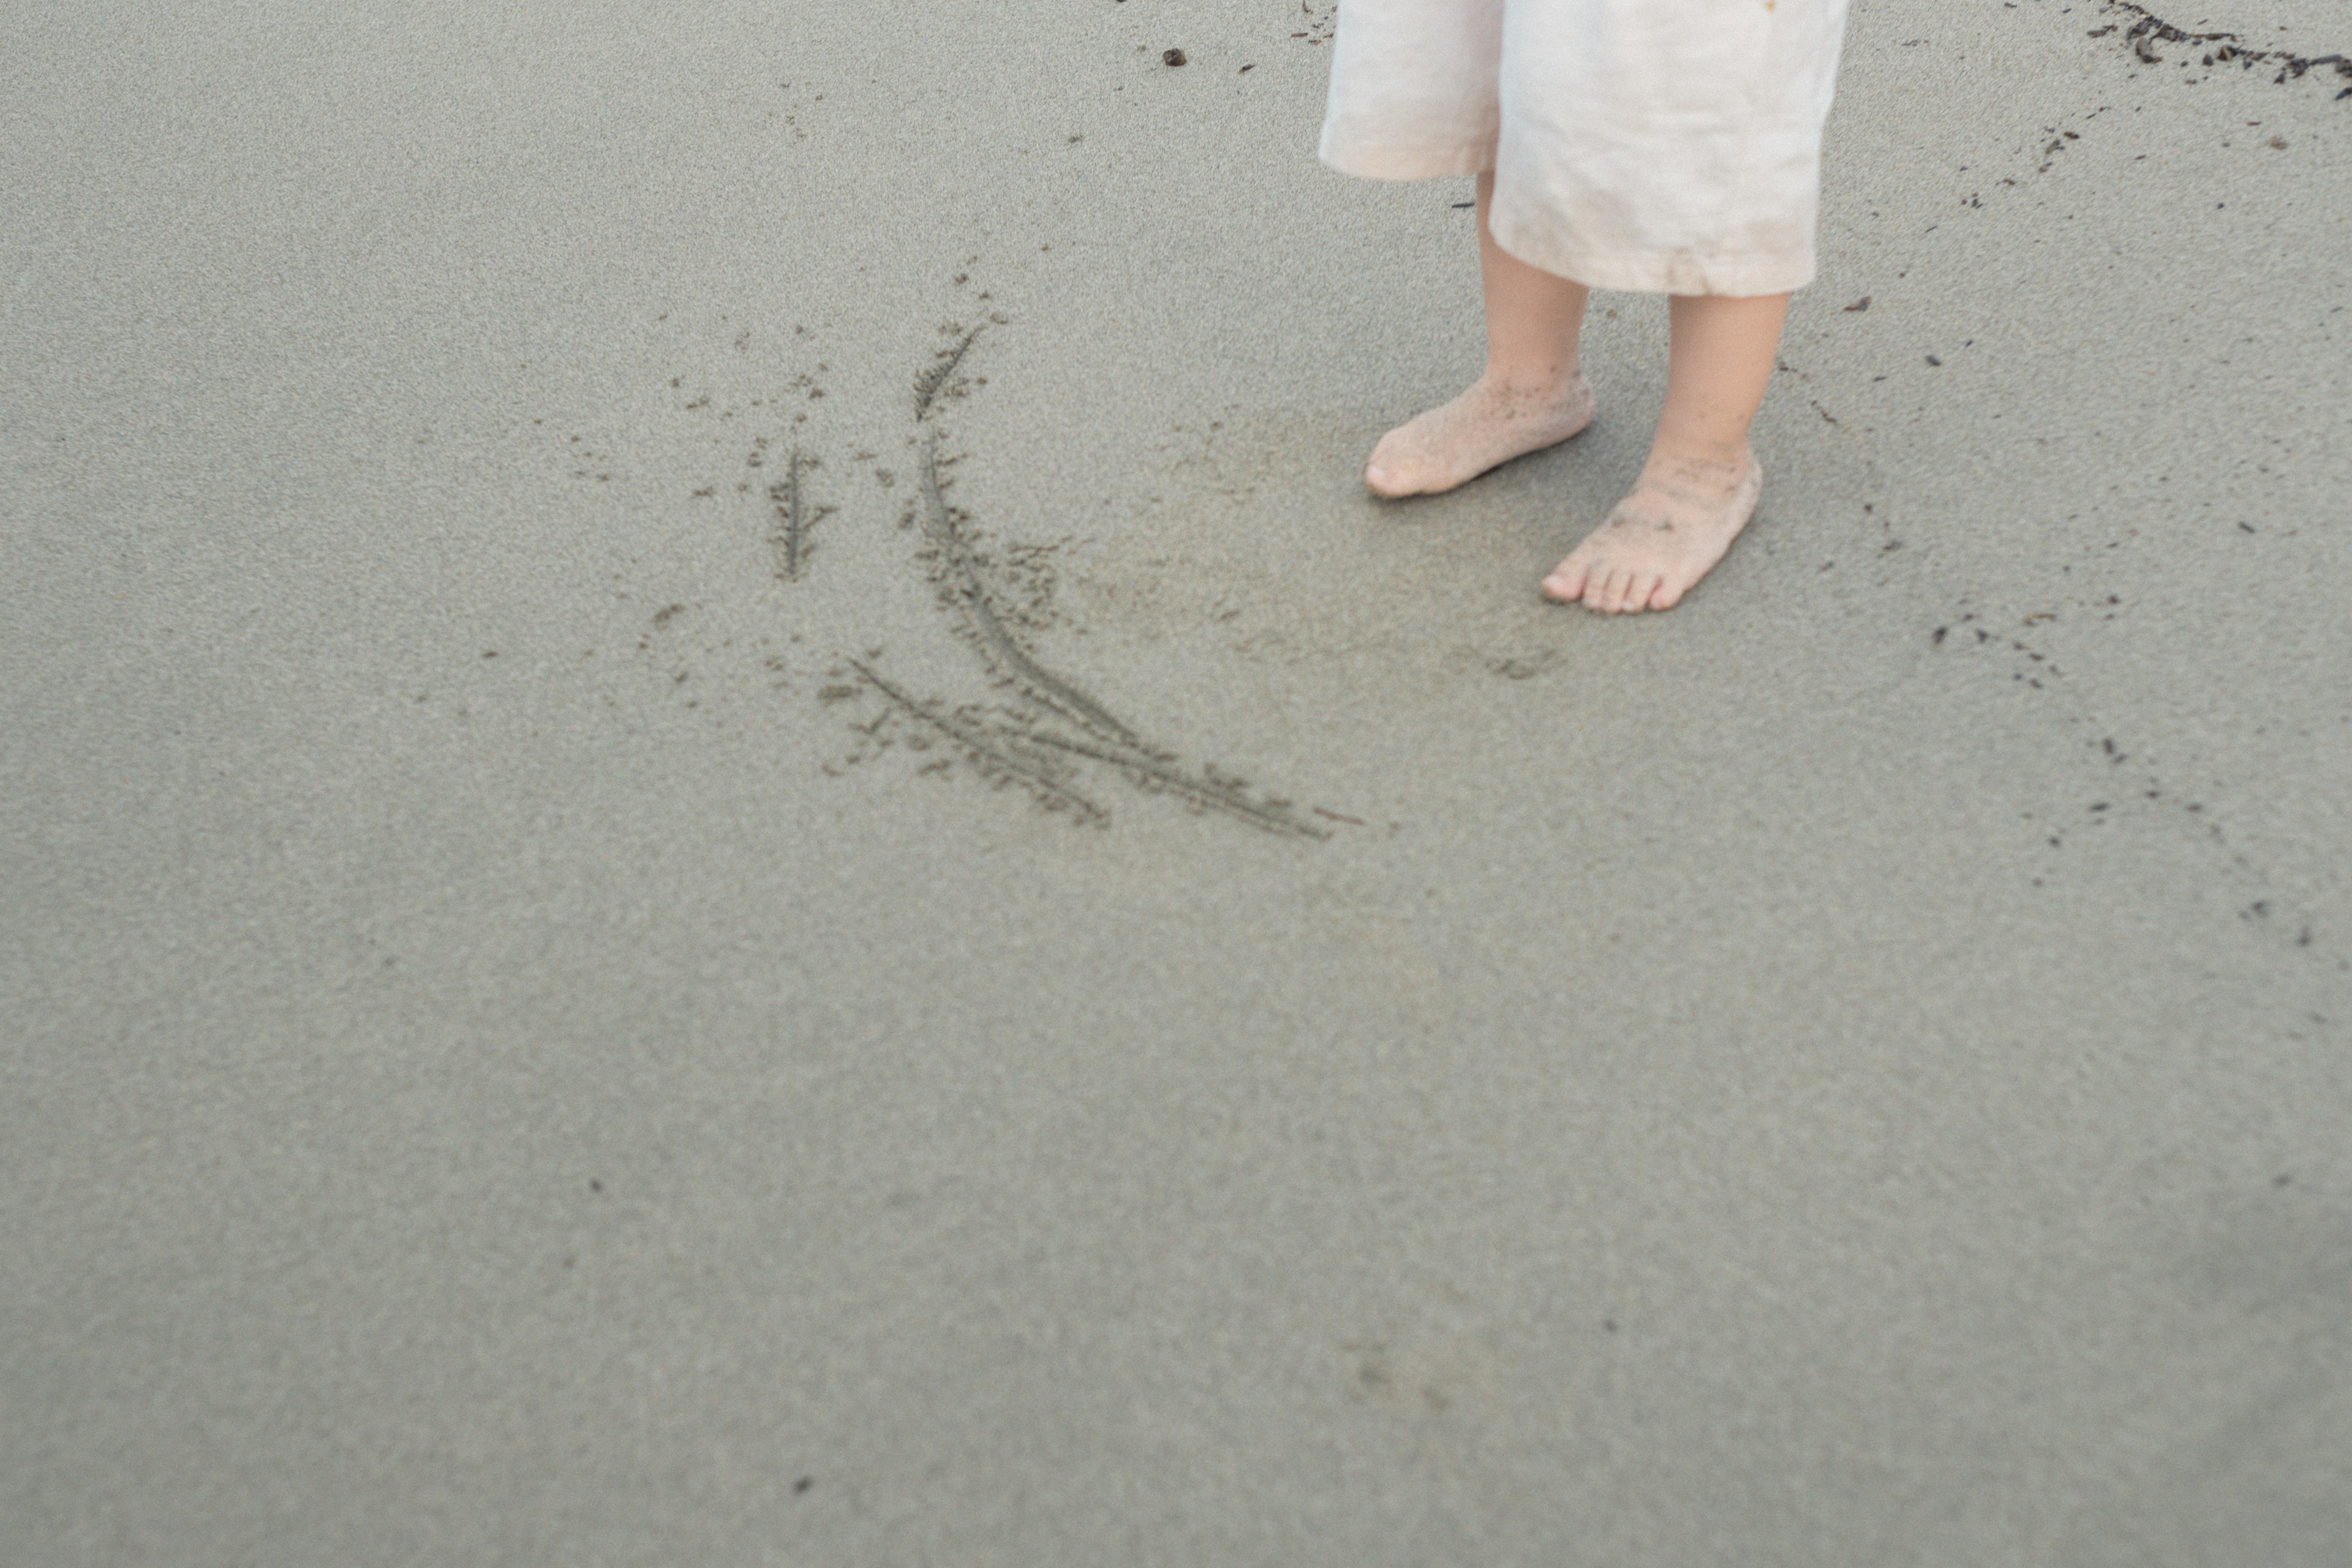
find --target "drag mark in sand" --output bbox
[915,326,984,420]
[914,428,1328,839]
[846,658,1107,823]
[766,447,842,582]
[918,429,1142,747]
[785,288,1335,839]
[1023,727,1322,839]
[769,448,832,581]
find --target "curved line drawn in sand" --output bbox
[831,314,1331,840]
[913,428,1327,839]
[918,429,1141,747]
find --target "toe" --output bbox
[1651,575,1686,611]
[1541,551,1591,603]
[1594,567,1628,614]
[1629,573,1662,612]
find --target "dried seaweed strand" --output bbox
[847,660,1107,822]
[2097,1,2351,83]
[919,431,1144,747]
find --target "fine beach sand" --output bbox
[4,1,2350,1562]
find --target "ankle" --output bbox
[1479,361,1583,401]
[1643,438,1751,476]
[1637,441,1754,497]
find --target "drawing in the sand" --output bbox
[823,313,1330,838]
[769,448,829,581]
[914,326,985,420]
[914,429,1138,748]
[846,657,1109,824]
[910,429,1324,837]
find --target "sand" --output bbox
[4,1,2350,1562]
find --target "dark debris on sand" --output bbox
[2090,1,2352,94]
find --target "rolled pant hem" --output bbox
[1319,136,1496,181]
[1492,221,1815,296]
[1319,140,1815,296]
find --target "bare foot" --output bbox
[1540,451,1763,614]
[1364,372,1596,499]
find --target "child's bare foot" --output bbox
[1540,450,1763,613]
[1364,372,1595,499]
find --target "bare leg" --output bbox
[1363,171,1596,498]
[1542,292,1787,612]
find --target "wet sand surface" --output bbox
[4,1,2350,1562]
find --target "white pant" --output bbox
[1319,0,1851,295]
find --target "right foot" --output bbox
[1364,372,1596,499]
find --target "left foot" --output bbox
[1540,452,1763,614]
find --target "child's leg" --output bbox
[1363,170,1596,499]
[1542,292,1788,613]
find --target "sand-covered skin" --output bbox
[1365,371,1596,496]
[1544,452,1765,612]
[4,1,2350,1564]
